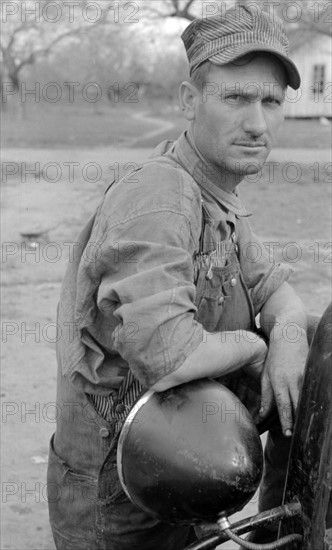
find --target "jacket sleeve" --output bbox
[79,165,204,388]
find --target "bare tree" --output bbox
[0,0,120,98]
[138,0,231,21]
[165,0,198,20]
[151,0,331,35]
[239,0,332,36]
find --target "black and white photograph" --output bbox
[1,1,331,548]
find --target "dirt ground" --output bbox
[1,114,331,549]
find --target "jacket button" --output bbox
[99,427,110,438]
[230,278,237,287]
[218,296,224,305]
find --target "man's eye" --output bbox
[224,94,242,103]
[263,96,282,106]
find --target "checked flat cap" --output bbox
[181,4,301,89]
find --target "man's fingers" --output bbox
[259,373,274,419]
[289,384,300,416]
[275,390,293,437]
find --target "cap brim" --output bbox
[209,44,301,90]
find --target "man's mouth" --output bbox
[234,142,266,147]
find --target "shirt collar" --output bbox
[160,130,251,218]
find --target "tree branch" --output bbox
[184,0,196,11]
[168,0,196,19]
[3,0,120,78]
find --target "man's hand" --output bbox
[260,328,308,436]
[259,283,309,436]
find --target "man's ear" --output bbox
[179,81,198,121]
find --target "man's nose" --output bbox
[242,102,268,137]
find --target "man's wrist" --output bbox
[235,330,267,364]
[269,323,307,345]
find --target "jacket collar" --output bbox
[153,130,251,218]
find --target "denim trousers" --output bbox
[47,359,200,550]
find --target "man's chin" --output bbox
[243,164,264,175]
[231,160,265,176]
[230,151,270,175]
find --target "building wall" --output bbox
[284,35,332,118]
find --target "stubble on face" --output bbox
[191,54,287,191]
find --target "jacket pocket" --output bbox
[194,263,237,331]
[47,434,98,547]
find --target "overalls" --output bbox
[47,200,290,549]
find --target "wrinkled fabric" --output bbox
[47,346,290,550]
[47,351,197,550]
[57,131,292,394]
[49,130,294,550]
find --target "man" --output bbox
[47,5,309,549]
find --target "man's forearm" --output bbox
[260,282,307,342]
[151,330,266,392]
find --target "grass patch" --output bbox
[2,101,153,149]
[2,99,331,150]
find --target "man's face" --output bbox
[190,54,287,179]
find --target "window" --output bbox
[312,64,326,95]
